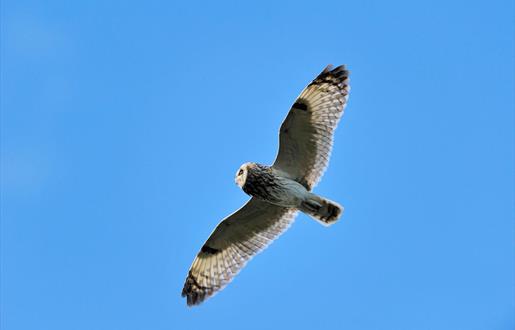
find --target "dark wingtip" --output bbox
[313,64,350,88]
[327,64,349,78]
[323,64,334,73]
[331,65,348,76]
[182,272,207,307]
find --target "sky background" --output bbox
[1,0,514,329]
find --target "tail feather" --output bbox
[300,194,343,226]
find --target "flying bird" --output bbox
[182,65,350,306]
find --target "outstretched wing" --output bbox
[273,65,350,190]
[182,198,297,306]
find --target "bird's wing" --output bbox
[182,198,297,306]
[273,65,350,190]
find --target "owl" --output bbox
[182,65,350,306]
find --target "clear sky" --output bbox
[1,0,513,329]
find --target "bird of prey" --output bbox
[182,65,350,306]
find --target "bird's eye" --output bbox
[238,169,244,176]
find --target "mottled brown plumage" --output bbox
[241,164,282,203]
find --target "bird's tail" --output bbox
[299,194,343,226]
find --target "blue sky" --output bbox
[1,0,513,329]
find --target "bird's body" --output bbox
[237,162,342,223]
[238,163,306,207]
[182,64,350,306]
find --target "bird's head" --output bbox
[235,162,254,188]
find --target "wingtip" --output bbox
[323,64,334,73]
[182,290,205,307]
[182,272,208,307]
[320,64,350,78]
[331,64,349,77]
[313,64,350,89]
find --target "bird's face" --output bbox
[235,163,251,188]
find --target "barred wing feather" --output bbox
[182,198,297,306]
[273,65,350,190]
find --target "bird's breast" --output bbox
[242,170,282,202]
[242,169,307,207]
